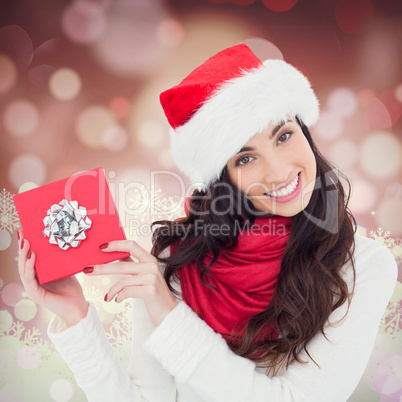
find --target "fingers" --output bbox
[17,237,40,300]
[17,229,24,243]
[84,261,159,276]
[100,240,156,264]
[119,256,134,263]
[105,274,157,302]
[17,231,28,276]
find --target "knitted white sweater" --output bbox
[48,234,397,402]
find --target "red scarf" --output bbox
[176,215,291,343]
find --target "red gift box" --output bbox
[13,167,129,284]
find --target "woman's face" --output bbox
[226,119,317,217]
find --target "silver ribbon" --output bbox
[42,199,92,250]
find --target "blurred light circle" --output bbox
[3,99,40,137]
[0,383,27,401]
[103,297,127,314]
[327,88,358,118]
[0,349,15,372]
[9,154,47,188]
[358,88,376,108]
[76,272,86,287]
[395,84,402,103]
[156,19,185,48]
[360,131,402,179]
[28,65,56,90]
[14,299,37,321]
[329,139,358,170]
[262,0,298,12]
[0,25,33,72]
[335,0,374,35]
[17,345,41,369]
[384,183,402,199]
[349,179,377,214]
[76,105,116,149]
[61,1,106,44]
[391,245,402,261]
[377,198,402,236]
[360,31,399,91]
[99,307,114,325]
[109,97,131,119]
[158,149,175,169]
[377,90,402,126]
[0,54,17,94]
[49,379,74,402]
[49,68,82,101]
[18,182,39,193]
[0,229,12,251]
[365,97,392,129]
[101,277,111,286]
[137,121,165,149]
[356,226,368,237]
[313,111,343,141]
[0,310,13,332]
[101,123,128,151]
[1,283,25,307]
[232,0,256,4]
[48,163,82,184]
[242,37,283,60]
[91,13,168,77]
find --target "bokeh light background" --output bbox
[0,0,401,400]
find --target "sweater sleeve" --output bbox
[47,299,177,402]
[144,235,398,402]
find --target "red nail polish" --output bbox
[83,267,94,274]
[99,243,108,250]
[27,251,32,260]
[20,239,24,250]
[17,231,20,240]
[104,294,108,302]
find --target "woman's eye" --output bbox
[236,156,253,166]
[278,131,293,143]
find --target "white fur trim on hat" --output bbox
[170,59,320,190]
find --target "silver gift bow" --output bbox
[42,199,92,250]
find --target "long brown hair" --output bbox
[151,118,356,374]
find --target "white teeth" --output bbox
[266,174,299,198]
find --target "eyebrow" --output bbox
[236,120,291,154]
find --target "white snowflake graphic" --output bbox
[0,319,55,354]
[0,276,3,292]
[369,228,402,263]
[83,285,104,309]
[128,186,185,224]
[105,302,133,359]
[0,188,21,233]
[369,227,394,247]
[380,298,402,335]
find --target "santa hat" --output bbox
[160,43,319,190]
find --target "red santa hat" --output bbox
[160,43,320,190]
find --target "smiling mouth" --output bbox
[264,173,300,198]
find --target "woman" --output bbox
[18,44,397,401]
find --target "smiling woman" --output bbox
[17,44,397,402]
[227,118,317,217]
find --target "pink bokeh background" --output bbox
[0,0,401,400]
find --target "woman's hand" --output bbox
[84,240,177,327]
[17,230,89,327]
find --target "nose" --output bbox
[261,154,291,189]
